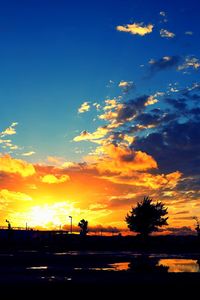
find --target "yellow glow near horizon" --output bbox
[29,206,56,227]
[7,201,81,229]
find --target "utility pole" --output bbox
[69,216,72,234]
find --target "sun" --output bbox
[29,205,58,228]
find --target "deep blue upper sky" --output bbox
[0,0,199,162]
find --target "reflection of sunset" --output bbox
[110,262,130,271]
[158,259,199,273]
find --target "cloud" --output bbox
[103,99,119,111]
[144,95,158,106]
[0,122,18,137]
[102,170,181,190]
[166,226,195,236]
[185,31,193,35]
[160,29,175,38]
[116,22,153,36]
[118,81,134,93]
[93,102,101,110]
[165,97,187,110]
[41,174,70,184]
[0,189,32,202]
[22,151,35,156]
[148,56,180,74]
[0,154,35,177]
[98,99,123,123]
[89,225,120,234]
[116,95,149,123]
[73,127,109,143]
[78,101,90,113]
[159,11,166,17]
[86,143,158,176]
[108,193,137,208]
[134,120,200,176]
[178,56,200,71]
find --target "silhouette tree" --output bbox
[78,219,88,236]
[125,196,168,237]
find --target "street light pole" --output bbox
[69,216,72,234]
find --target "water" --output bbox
[1,251,200,285]
[51,252,200,273]
[158,259,200,273]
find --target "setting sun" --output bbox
[29,206,57,228]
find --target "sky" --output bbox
[0,0,200,234]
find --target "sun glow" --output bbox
[7,201,81,229]
[29,206,57,227]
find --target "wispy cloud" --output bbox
[0,122,18,137]
[0,122,20,152]
[116,22,153,36]
[185,31,193,35]
[159,11,168,23]
[22,151,35,156]
[178,56,200,71]
[148,56,180,74]
[118,80,134,93]
[73,127,109,143]
[160,29,175,38]
[78,101,90,113]
[159,11,166,17]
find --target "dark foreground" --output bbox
[1,232,200,297]
[0,249,200,297]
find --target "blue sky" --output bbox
[0,0,199,162]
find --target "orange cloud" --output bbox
[116,22,153,36]
[0,152,192,233]
[41,174,70,184]
[0,154,35,177]
[0,189,32,202]
[101,171,182,190]
[144,95,158,106]
[86,143,157,175]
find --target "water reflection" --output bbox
[109,257,200,273]
[110,262,130,271]
[128,255,169,273]
[158,259,200,273]
[27,266,48,270]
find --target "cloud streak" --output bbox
[160,29,175,38]
[116,22,153,36]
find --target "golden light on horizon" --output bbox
[29,205,57,227]
[7,201,81,229]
